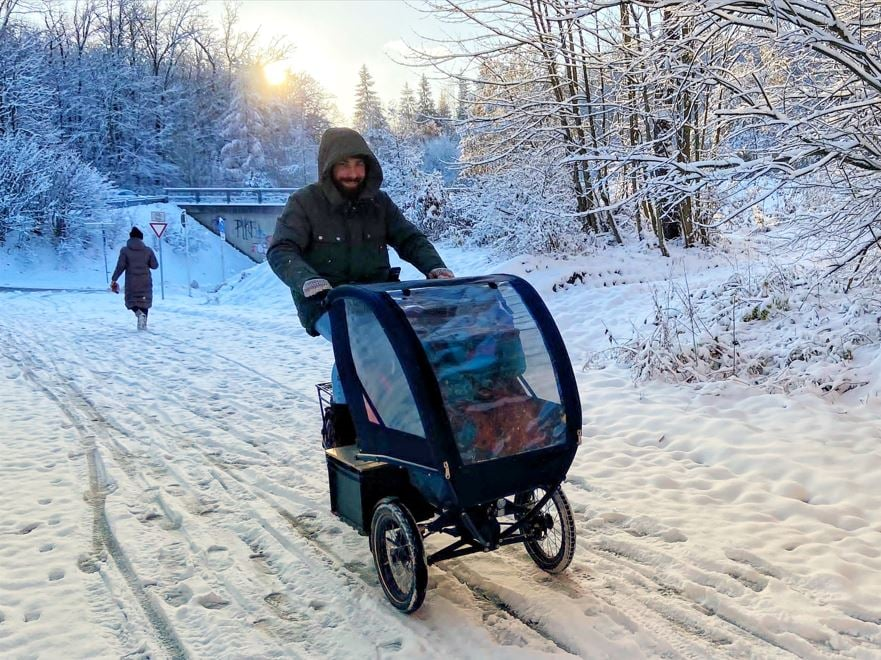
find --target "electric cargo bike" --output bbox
[317,274,582,613]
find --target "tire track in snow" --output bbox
[2,318,458,656]
[126,327,741,655]
[3,331,190,660]
[1,324,309,657]
[564,471,881,658]
[563,503,842,658]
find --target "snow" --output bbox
[2,206,881,658]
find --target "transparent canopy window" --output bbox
[345,298,424,437]
[389,282,567,464]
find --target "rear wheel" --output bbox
[515,486,576,573]
[369,498,427,613]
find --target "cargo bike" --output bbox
[317,274,582,613]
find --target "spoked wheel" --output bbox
[369,497,428,613]
[514,486,576,573]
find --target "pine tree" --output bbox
[396,82,417,137]
[416,74,436,132]
[353,65,388,137]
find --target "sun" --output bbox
[263,60,289,86]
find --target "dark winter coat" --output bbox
[111,238,159,309]
[267,127,447,335]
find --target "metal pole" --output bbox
[101,227,109,282]
[218,216,226,283]
[158,236,165,300]
[182,211,191,297]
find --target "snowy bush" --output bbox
[412,172,458,239]
[448,175,589,256]
[602,262,881,395]
[0,134,111,254]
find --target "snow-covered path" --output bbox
[2,252,881,658]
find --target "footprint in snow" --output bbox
[197,593,229,609]
[39,543,54,553]
[722,564,768,593]
[264,592,301,621]
[77,554,101,574]
[24,610,41,622]
[19,522,40,535]
[196,498,220,515]
[162,584,193,607]
[206,545,233,570]
[377,639,403,652]
[48,568,65,581]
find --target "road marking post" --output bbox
[150,211,168,301]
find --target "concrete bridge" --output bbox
[165,188,296,262]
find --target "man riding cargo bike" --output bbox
[269,128,581,613]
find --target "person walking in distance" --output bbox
[110,226,159,331]
[267,127,454,448]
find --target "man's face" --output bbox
[331,157,366,194]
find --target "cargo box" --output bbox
[325,446,412,534]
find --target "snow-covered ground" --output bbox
[2,207,881,658]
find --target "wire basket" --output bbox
[316,382,334,448]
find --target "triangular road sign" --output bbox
[150,222,168,239]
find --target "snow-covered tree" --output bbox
[395,82,417,138]
[415,74,439,136]
[353,65,389,140]
[0,133,111,250]
[219,72,270,187]
[261,71,333,186]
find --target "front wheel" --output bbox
[515,486,576,573]
[369,498,428,613]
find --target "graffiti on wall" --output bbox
[235,219,262,241]
[232,218,272,257]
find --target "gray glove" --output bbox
[428,267,455,279]
[303,278,332,298]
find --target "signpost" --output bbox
[181,210,191,297]
[216,216,226,282]
[150,211,168,300]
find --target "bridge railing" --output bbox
[166,188,297,205]
[106,195,169,208]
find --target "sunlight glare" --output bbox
[264,61,289,86]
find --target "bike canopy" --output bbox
[326,275,581,509]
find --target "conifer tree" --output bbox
[353,64,388,138]
[396,82,417,137]
[416,74,436,131]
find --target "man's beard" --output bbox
[334,178,365,200]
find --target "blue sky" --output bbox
[209,0,462,120]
